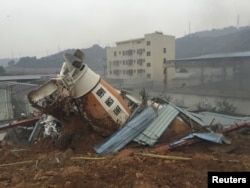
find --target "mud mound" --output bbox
[0,119,250,187]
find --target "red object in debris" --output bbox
[0,116,41,131]
[154,122,250,153]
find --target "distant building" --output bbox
[165,51,250,89]
[106,32,175,87]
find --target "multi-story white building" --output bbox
[106,31,175,87]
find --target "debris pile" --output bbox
[3,49,250,154]
[1,50,250,187]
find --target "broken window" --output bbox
[105,97,114,107]
[96,87,106,98]
[113,105,122,115]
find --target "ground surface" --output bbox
[0,115,250,188]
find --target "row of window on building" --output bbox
[114,49,146,57]
[110,69,147,75]
[109,69,151,78]
[114,48,167,57]
[109,59,148,66]
[109,58,166,67]
[110,71,151,78]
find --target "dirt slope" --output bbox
[0,115,250,188]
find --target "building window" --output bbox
[114,51,117,56]
[119,51,121,55]
[137,59,143,65]
[127,50,133,56]
[146,41,151,46]
[147,51,151,56]
[147,74,151,78]
[137,49,143,55]
[163,58,167,63]
[126,69,133,76]
[113,70,120,75]
[137,69,144,74]
[147,63,151,67]
[163,48,166,53]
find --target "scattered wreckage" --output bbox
[2,49,250,154]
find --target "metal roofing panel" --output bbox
[167,102,206,126]
[94,106,157,154]
[191,111,250,126]
[134,104,179,146]
[170,132,230,146]
[173,51,250,61]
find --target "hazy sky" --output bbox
[1,0,250,58]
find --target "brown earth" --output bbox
[0,115,250,188]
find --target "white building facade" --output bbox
[106,32,175,87]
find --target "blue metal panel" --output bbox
[168,102,206,126]
[170,132,231,146]
[94,106,158,154]
[191,111,250,126]
[134,104,179,146]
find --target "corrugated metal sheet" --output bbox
[174,51,250,61]
[168,102,206,126]
[134,104,179,146]
[170,132,231,146]
[94,106,158,154]
[191,112,250,126]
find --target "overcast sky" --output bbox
[1,0,250,59]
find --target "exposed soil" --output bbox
[0,115,250,188]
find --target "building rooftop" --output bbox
[173,51,250,61]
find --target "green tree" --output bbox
[0,66,6,75]
[8,59,15,66]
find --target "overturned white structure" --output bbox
[28,50,140,134]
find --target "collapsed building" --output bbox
[2,49,250,154]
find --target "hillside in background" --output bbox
[2,25,250,74]
[5,44,106,74]
[176,26,250,58]
[0,58,18,67]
